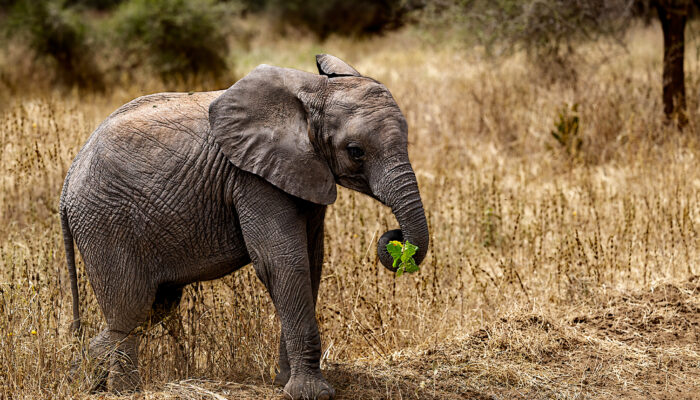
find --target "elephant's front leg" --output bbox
[252,239,332,400]
[236,184,333,400]
[275,206,326,388]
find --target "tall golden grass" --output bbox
[0,22,698,398]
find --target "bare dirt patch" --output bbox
[322,278,700,399]
[572,278,700,347]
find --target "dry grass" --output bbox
[1,21,699,399]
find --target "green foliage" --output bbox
[5,0,104,89]
[112,0,229,81]
[550,103,582,157]
[386,240,419,277]
[261,0,413,38]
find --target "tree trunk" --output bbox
[655,1,689,128]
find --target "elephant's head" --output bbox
[209,54,428,271]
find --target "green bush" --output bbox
[113,0,229,81]
[264,0,413,38]
[5,0,104,89]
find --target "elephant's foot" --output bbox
[108,365,141,394]
[87,329,141,394]
[274,367,291,387]
[283,373,334,400]
[108,349,141,394]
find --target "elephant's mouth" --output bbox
[336,173,373,199]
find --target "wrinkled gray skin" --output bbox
[60,55,428,400]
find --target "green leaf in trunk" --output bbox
[386,240,420,277]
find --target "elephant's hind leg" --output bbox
[87,276,156,393]
[91,285,182,393]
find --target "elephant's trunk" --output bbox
[374,160,429,271]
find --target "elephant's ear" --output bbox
[209,65,336,205]
[316,54,361,77]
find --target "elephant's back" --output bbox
[102,90,223,147]
[108,90,223,121]
[67,90,224,188]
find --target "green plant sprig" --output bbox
[386,240,419,277]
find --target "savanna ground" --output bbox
[1,19,699,399]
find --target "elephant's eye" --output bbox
[347,145,365,160]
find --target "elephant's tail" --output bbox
[61,206,81,334]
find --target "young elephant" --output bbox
[61,55,429,399]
